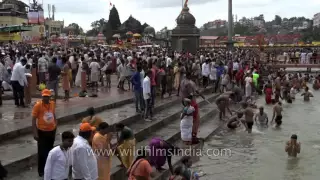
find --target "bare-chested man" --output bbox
[227,112,244,130]
[301,86,313,102]
[271,101,283,127]
[241,102,254,133]
[215,92,233,121]
[285,134,301,157]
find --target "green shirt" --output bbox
[253,73,259,87]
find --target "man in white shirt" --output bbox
[71,123,98,180]
[143,70,152,121]
[89,59,100,97]
[38,53,48,83]
[166,56,172,67]
[232,60,239,80]
[300,51,306,64]
[44,131,75,180]
[10,58,28,107]
[201,59,210,88]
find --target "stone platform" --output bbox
[0,88,134,142]
[4,89,225,180]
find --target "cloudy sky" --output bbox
[22,0,320,31]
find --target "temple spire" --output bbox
[184,0,189,7]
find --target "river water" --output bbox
[194,89,320,180]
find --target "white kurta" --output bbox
[75,62,82,87]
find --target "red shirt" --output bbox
[151,67,157,86]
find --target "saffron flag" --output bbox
[110,2,112,6]
[184,0,188,6]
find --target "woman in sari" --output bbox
[115,123,136,169]
[180,98,195,145]
[173,63,181,91]
[264,81,273,104]
[61,57,71,101]
[148,137,174,173]
[127,148,155,180]
[92,122,112,180]
[166,65,174,96]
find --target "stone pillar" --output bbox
[227,0,234,50]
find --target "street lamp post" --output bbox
[227,0,234,50]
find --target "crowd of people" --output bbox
[0,42,319,180]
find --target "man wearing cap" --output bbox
[71,123,98,180]
[32,89,56,177]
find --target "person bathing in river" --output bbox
[274,87,283,103]
[290,85,297,100]
[301,86,314,102]
[227,112,244,130]
[215,92,234,121]
[255,106,268,127]
[271,101,283,127]
[242,102,254,133]
[264,81,273,104]
[285,134,301,157]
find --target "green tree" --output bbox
[108,5,121,31]
[86,18,113,40]
[234,23,251,35]
[274,15,282,25]
[91,18,108,31]
[64,23,84,35]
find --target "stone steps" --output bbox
[5,93,220,180]
[0,96,134,143]
[153,105,239,180]
[1,94,184,173]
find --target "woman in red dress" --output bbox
[265,82,273,104]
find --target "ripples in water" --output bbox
[193,89,320,180]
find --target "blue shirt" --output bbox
[216,66,224,77]
[131,72,142,91]
[56,58,63,69]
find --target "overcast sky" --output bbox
[22,0,320,31]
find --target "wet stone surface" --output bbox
[0,88,133,139]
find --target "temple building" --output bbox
[171,4,200,54]
[0,0,29,27]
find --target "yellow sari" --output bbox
[92,132,112,180]
[117,138,136,168]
